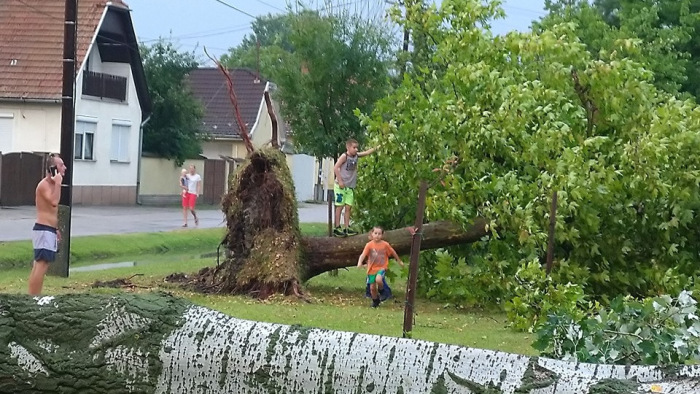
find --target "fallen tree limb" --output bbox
[301,219,489,280]
[1,293,698,393]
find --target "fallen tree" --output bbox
[301,218,488,279]
[188,57,490,298]
[1,293,699,393]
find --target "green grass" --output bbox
[0,257,534,356]
[0,221,535,355]
[0,223,328,271]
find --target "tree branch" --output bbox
[571,68,599,135]
[204,47,255,154]
[264,90,279,149]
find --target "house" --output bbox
[187,68,319,202]
[0,0,151,205]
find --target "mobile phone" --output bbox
[50,166,57,177]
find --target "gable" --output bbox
[187,68,267,139]
[0,0,150,115]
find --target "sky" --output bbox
[126,0,547,66]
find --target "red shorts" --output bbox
[182,192,197,209]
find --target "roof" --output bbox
[187,68,268,139]
[0,0,150,115]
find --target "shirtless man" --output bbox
[28,153,66,295]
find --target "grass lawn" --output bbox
[0,222,535,356]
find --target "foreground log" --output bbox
[2,293,699,394]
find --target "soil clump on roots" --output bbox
[186,148,304,298]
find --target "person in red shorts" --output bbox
[181,165,202,227]
[357,226,404,307]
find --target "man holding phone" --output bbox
[28,153,66,295]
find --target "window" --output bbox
[74,120,96,160]
[110,123,130,162]
[0,114,13,153]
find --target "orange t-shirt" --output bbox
[362,240,396,275]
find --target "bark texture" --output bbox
[302,219,489,280]
[199,144,487,296]
[2,293,700,394]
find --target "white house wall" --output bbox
[0,103,62,154]
[70,46,142,204]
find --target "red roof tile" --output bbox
[187,68,268,139]
[0,0,128,100]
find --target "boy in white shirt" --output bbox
[182,165,202,227]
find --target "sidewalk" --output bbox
[0,203,328,241]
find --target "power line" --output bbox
[212,0,257,18]
[12,0,62,21]
[502,4,547,18]
[253,0,286,12]
[140,25,252,43]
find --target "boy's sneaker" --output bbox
[344,228,359,236]
[371,298,381,308]
[333,226,346,237]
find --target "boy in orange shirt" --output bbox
[357,226,405,307]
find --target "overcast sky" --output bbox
[126,0,547,66]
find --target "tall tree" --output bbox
[358,0,700,305]
[141,39,204,165]
[219,13,295,78]
[272,9,394,160]
[540,0,699,97]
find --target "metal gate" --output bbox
[0,152,45,206]
[202,158,227,205]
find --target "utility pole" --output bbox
[51,0,77,278]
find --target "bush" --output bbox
[424,249,513,307]
[505,260,590,332]
[533,291,700,365]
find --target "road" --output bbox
[0,203,329,241]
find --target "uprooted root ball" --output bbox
[190,148,304,298]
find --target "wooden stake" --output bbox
[403,180,428,338]
[546,190,558,275]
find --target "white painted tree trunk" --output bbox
[2,293,699,393]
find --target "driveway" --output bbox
[0,203,329,241]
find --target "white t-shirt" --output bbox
[186,173,201,194]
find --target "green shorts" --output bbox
[334,184,355,206]
[367,270,386,285]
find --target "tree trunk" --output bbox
[301,219,488,280]
[2,293,699,394]
[195,146,486,297]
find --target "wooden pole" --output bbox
[545,190,558,275]
[403,180,428,338]
[327,189,333,237]
[51,0,77,278]
[263,91,279,149]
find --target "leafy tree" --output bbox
[141,39,204,165]
[219,13,295,77]
[357,0,700,304]
[221,7,393,162]
[541,0,700,97]
[270,9,393,160]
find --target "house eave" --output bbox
[0,97,62,104]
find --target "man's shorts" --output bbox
[32,223,58,263]
[182,192,197,209]
[333,184,354,207]
[367,269,386,285]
